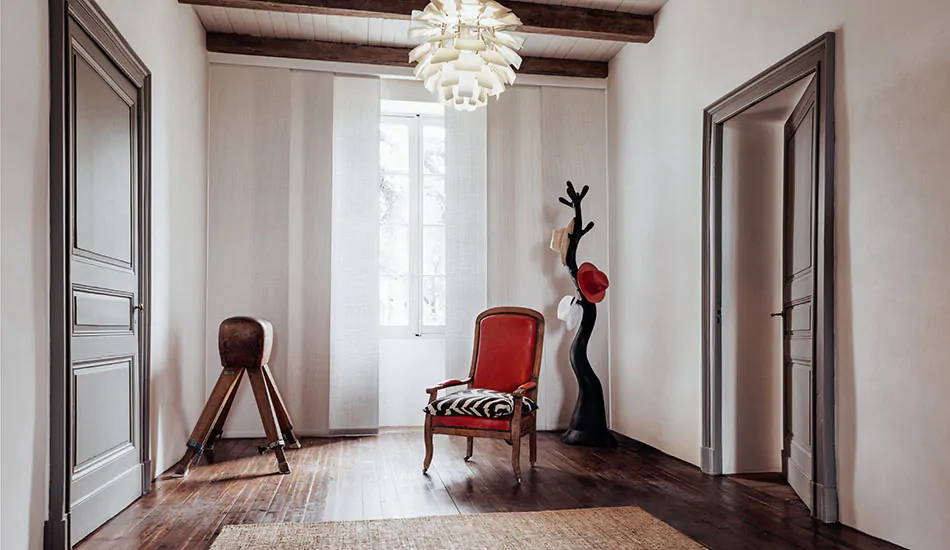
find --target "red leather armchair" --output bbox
[423,307,545,483]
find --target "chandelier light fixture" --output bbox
[408,0,524,111]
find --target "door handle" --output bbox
[134,303,145,313]
[770,311,784,318]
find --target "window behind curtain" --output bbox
[379,108,446,335]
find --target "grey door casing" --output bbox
[47,0,152,548]
[700,33,838,522]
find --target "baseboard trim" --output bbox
[221,428,380,438]
[141,459,153,494]
[815,481,839,523]
[328,428,379,437]
[700,446,721,475]
[43,514,69,550]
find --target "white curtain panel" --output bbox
[206,65,295,437]
[286,70,334,435]
[207,66,381,437]
[486,85,609,431]
[539,87,610,430]
[329,75,381,434]
[445,108,488,382]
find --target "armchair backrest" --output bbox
[468,307,545,398]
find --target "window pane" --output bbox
[422,226,445,276]
[422,276,446,326]
[380,175,409,224]
[379,225,409,275]
[423,176,445,225]
[380,123,409,173]
[422,125,445,175]
[380,276,409,326]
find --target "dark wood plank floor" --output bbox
[77,429,902,549]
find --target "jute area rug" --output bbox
[211,506,705,549]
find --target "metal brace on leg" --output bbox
[257,440,285,455]
[186,440,206,465]
[281,426,302,449]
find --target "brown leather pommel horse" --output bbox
[172,316,300,477]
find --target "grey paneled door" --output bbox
[68,23,145,543]
[782,77,818,510]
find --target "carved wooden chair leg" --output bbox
[172,367,243,477]
[510,413,523,484]
[423,416,434,474]
[529,428,537,467]
[262,364,301,449]
[205,368,244,458]
[246,365,290,474]
[464,437,474,461]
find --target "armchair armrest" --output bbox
[425,377,472,396]
[511,381,538,398]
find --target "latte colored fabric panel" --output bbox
[207,64,293,437]
[207,65,336,437]
[330,76,381,433]
[487,86,609,431]
[444,107,488,382]
[286,70,334,435]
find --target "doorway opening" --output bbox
[701,33,837,522]
[720,74,814,504]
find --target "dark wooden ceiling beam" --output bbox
[207,33,608,78]
[182,0,654,43]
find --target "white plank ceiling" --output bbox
[192,0,666,62]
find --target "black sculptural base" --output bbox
[562,428,617,448]
[557,181,617,449]
[560,300,617,448]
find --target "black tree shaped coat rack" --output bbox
[559,182,617,448]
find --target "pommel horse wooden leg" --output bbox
[204,369,245,458]
[172,366,242,477]
[262,364,301,449]
[246,365,291,474]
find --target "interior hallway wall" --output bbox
[1,1,50,548]
[606,1,950,548]
[0,1,209,548]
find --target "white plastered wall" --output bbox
[0,1,209,547]
[607,1,950,548]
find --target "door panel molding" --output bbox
[48,1,152,548]
[71,356,135,471]
[72,287,135,334]
[700,33,837,522]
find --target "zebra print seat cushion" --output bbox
[424,388,538,419]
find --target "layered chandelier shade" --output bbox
[409,0,524,111]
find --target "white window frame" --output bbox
[380,110,446,338]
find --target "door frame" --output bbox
[700,33,837,522]
[46,0,152,547]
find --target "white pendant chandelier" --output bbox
[408,0,524,111]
